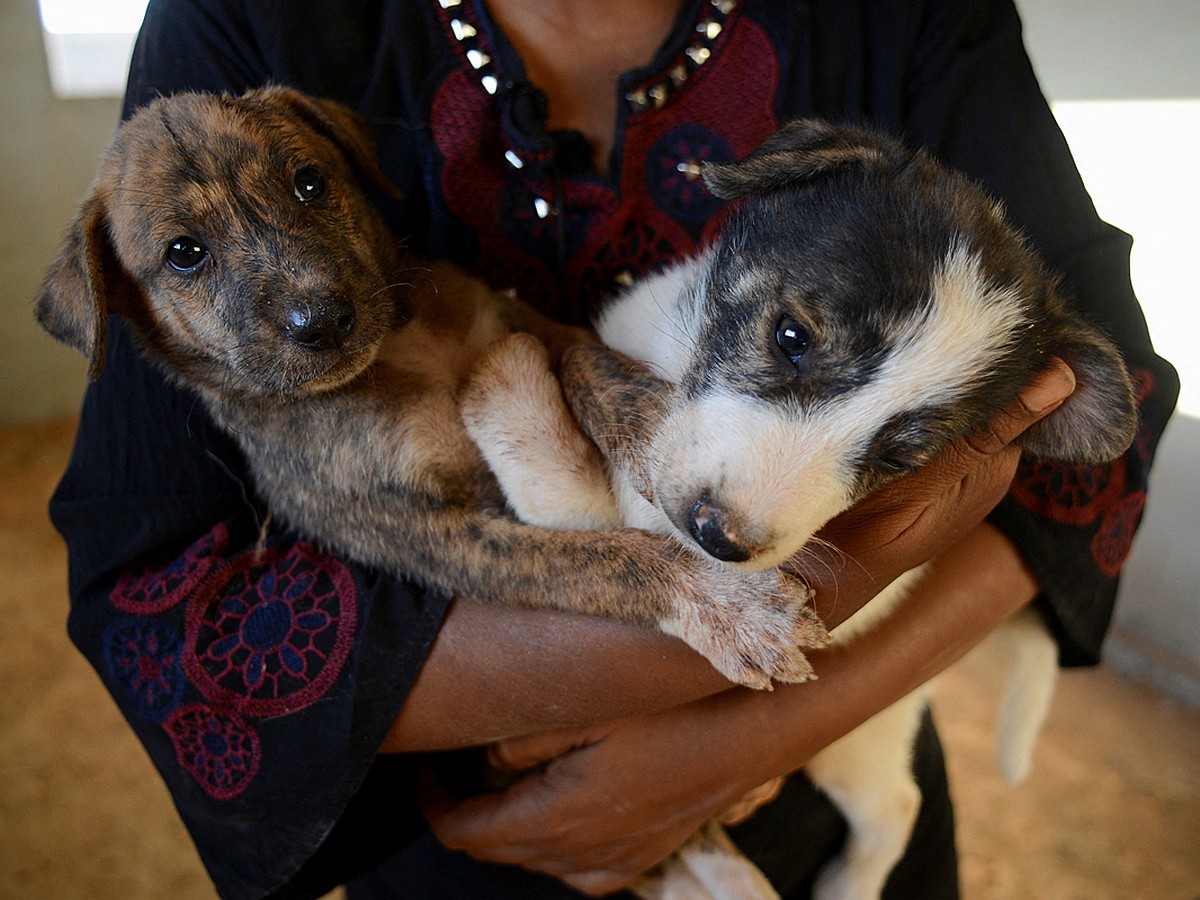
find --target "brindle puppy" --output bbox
[36,87,827,689]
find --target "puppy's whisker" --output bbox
[785,536,871,622]
[644,287,690,352]
[369,281,411,298]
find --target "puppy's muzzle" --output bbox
[688,493,754,563]
[283,297,357,351]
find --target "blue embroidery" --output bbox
[103,617,185,723]
[645,125,732,226]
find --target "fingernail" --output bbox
[1021,360,1075,414]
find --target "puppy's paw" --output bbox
[665,566,828,690]
[461,333,621,530]
[460,331,552,429]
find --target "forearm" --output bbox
[420,521,1044,892]
[388,518,1037,759]
[382,528,986,755]
[383,596,732,752]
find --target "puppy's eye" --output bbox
[165,237,208,272]
[775,315,811,364]
[870,457,916,476]
[293,165,326,202]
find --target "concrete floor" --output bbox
[2,419,1198,899]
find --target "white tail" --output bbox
[995,607,1059,784]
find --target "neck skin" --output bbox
[485,0,683,171]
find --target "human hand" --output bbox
[789,359,1076,627]
[421,693,767,896]
[420,361,1077,896]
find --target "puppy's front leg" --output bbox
[316,496,827,688]
[559,342,673,504]
[460,332,622,530]
[492,289,595,365]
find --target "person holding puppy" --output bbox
[49,0,1176,897]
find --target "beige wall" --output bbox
[1,0,120,425]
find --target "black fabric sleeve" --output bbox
[49,2,452,897]
[895,0,1180,665]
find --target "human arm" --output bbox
[423,504,1044,895]
[417,363,1070,893]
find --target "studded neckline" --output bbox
[427,0,779,316]
[433,0,741,137]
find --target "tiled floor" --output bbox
[2,420,1197,899]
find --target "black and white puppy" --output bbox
[463,119,1136,900]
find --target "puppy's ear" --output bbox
[259,86,404,201]
[1019,315,1137,464]
[36,193,137,380]
[703,119,901,200]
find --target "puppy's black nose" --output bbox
[284,299,356,350]
[688,495,752,563]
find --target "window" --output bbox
[39,0,147,98]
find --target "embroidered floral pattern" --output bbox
[105,525,361,801]
[104,618,185,723]
[184,542,357,717]
[430,10,778,319]
[645,125,732,225]
[1091,491,1147,577]
[110,522,229,615]
[165,704,261,800]
[1010,456,1128,527]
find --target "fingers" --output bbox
[487,726,599,774]
[913,358,1074,496]
[798,359,1078,620]
[420,750,696,889]
[423,766,617,873]
[561,869,639,896]
[1019,357,1077,417]
[967,357,1076,456]
[421,777,542,865]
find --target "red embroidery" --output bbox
[165,704,261,800]
[1010,456,1127,526]
[104,618,185,723]
[111,522,230,615]
[183,542,357,717]
[429,12,780,320]
[1091,490,1147,577]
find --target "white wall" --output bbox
[0,0,120,426]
